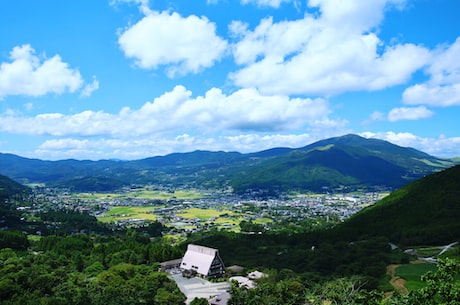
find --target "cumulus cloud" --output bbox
[403,37,460,107]
[0,45,84,98]
[34,133,319,160]
[241,0,293,8]
[118,10,227,77]
[387,106,433,122]
[230,0,430,96]
[0,85,332,137]
[361,131,460,158]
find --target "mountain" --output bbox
[0,134,456,193]
[230,134,455,193]
[0,174,30,201]
[335,164,460,245]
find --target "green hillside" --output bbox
[231,134,455,194]
[336,164,460,245]
[0,174,30,202]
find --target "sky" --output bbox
[0,0,459,161]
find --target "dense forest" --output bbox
[1,227,459,305]
[0,231,186,305]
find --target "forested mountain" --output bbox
[230,134,454,193]
[335,164,460,245]
[0,174,30,201]
[0,134,456,193]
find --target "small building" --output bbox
[180,244,225,278]
[159,258,182,272]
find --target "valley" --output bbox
[1,134,459,304]
[21,185,388,242]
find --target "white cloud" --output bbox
[35,133,314,159]
[361,131,460,158]
[0,85,332,137]
[0,45,84,98]
[403,83,460,107]
[241,0,292,8]
[230,0,430,96]
[118,11,227,77]
[403,37,460,107]
[80,77,99,98]
[387,106,433,122]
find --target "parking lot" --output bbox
[170,273,231,304]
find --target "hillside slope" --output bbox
[230,134,454,193]
[0,174,30,201]
[336,164,460,245]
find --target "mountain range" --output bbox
[0,134,457,193]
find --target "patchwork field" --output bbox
[75,188,204,200]
[98,206,159,222]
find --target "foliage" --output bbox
[389,258,460,305]
[337,164,460,245]
[0,234,186,305]
[0,173,30,203]
[0,231,29,250]
[187,231,397,289]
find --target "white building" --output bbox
[181,244,225,278]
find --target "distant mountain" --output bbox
[230,134,455,193]
[335,164,460,245]
[0,134,457,193]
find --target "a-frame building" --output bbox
[180,244,225,278]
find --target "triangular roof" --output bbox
[181,244,222,276]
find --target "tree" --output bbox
[190,297,209,305]
[390,258,460,305]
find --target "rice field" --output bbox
[75,188,204,200]
[98,206,159,222]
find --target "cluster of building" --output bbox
[162,243,266,305]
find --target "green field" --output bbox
[176,208,234,220]
[98,206,159,222]
[75,188,204,200]
[132,189,204,200]
[395,263,437,290]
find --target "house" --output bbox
[180,244,225,278]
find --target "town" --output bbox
[22,185,388,240]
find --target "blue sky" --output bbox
[0,0,459,160]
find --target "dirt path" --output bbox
[387,264,408,295]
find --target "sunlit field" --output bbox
[74,188,205,200]
[98,206,159,222]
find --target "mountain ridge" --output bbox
[0,134,457,193]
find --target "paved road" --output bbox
[170,273,231,304]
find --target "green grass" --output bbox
[74,188,204,200]
[97,206,158,222]
[133,189,204,200]
[395,263,437,290]
[27,235,42,242]
[177,208,235,220]
[253,217,273,225]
